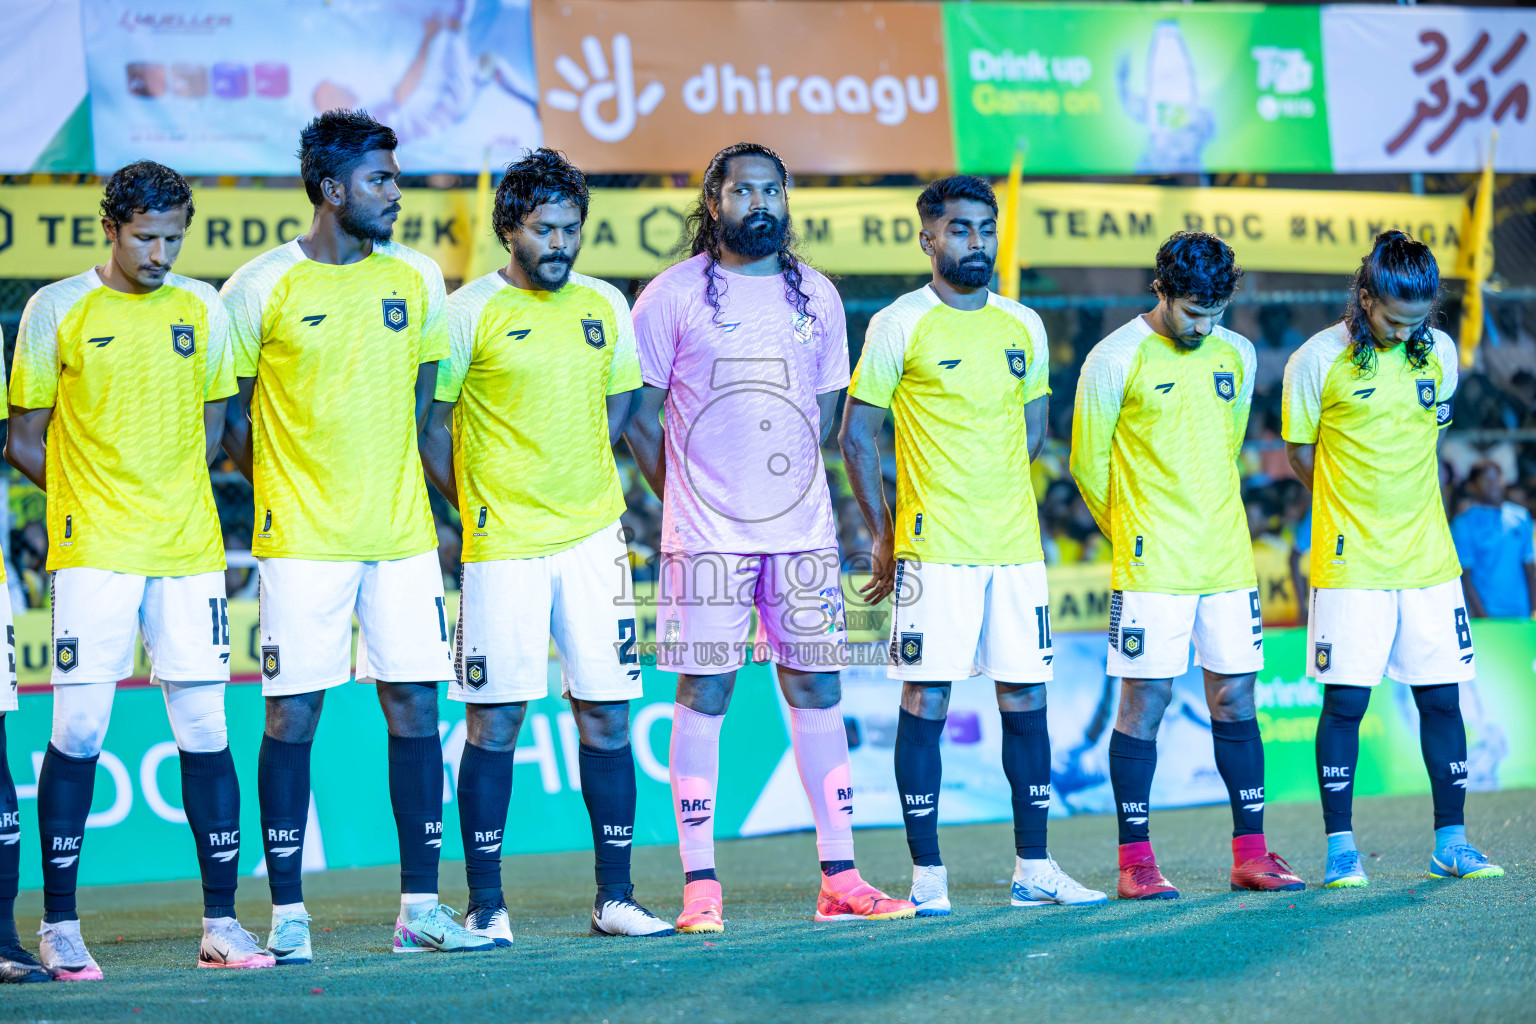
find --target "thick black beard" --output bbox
[513,239,574,292]
[937,251,994,289]
[338,195,395,243]
[720,211,788,260]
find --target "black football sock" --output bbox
[38,744,96,923]
[1316,685,1369,835]
[684,869,717,883]
[1000,708,1051,859]
[179,747,241,918]
[821,859,856,877]
[388,734,444,895]
[1412,684,1468,830]
[258,735,312,906]
[457,741,514,903]
[893,709,944,866]
[0,721,19,945]
[1109,730,1156,845]
[579,743,637,901]
[1211,717,1266,837]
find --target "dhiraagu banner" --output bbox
[943,2,1332,175]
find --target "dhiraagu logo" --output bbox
[544,35,666,143]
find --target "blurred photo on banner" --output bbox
[531,0,954,174]
[1323,5,1534,173]
[0,0,90,173]
[81,0,541,175]
[943,2,1331,175]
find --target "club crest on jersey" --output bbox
[464,656,487,690]
[171,324,195,358]
[1213,371,1236,402]
[1004,348,1027,379]
[1436,399,1453,427]
[792,312,815,345]
[261,645,280,680]
[1416,378,1436,410]
[1314,642,1332,674]
[382,299,408,333]
[1120,627,1145,660]
[581,318,606,349]
[898,631,923,665]
[55,637,78,673]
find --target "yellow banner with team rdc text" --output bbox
[0,184,1464,281]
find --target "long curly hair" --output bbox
[1342,230,1440,378]
[683,142,814,324]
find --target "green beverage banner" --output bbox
[943,2,1333,175]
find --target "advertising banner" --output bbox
[1323,6,1534,174]
[9,623,1530,890]
[530,0,954,174]
[943,2,1332,175]
[79,0,541,175]
[0,0,91,173]
[0,184,1466,281]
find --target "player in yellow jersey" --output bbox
[0,326,44,984]
[420,150,671,940]
[220,112,490,962]
[1283,231,1502,887]
[7,163,272,977]
[841,176,1105,915]
[1071,232,1302,899]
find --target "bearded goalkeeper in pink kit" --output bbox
[626,143,916,932]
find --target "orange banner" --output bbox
[531,0,954,174]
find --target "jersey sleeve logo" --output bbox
[172,324,196,358]
[1004,349,1027,379]
[383,299,409,333]
[581,318,607,349]
[1415,378,1436,410]
[1436,399,1453,426]
[1213,371,1236,402]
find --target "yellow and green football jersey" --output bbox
[1281,322,1460,590]
[849,286,1050,565]
[1070,315,1256,595]
[12,269,234,577]
[435,270,641,561]
[221,239,447,561]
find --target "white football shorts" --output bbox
[886,559,1053,684]
[1307,578,1475,687]
[50,567,230,686]
[451,521,641,704]
[257,551,452,696]
[1106,587,1264,679]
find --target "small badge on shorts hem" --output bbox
[1120,627,1145,660]
[55,637,79,673]
[898,631,923,665]
[464,656,487,690]
[261,645,281,680]
[1314,642,1331,674]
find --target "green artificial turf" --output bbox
[7,790,1532,1023]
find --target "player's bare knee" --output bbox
[265,691,323,743]
[1205,671,1257,721]
[377,680,439,738]
[779,669,840,710]
[572,699,631,750]
[466,702,526,751]
[1117,677,1174,736]
[996,682,1045,713]
[901,681,951,719]
[677,673,735,716]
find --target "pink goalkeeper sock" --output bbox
[670,703,723,874]
[789,703,856,862]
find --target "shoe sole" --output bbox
[50,967,104,981]
[1230,882,1305,892]
[589,925,677,937]
[0,971,51,984]
[198,957,277,970]
[1013,898,1109,907]
[1324,878,1369,888]
[814,909,917,922]
[914,907,951,917]
[1429,868,1504,879]
[271,956,312,965]
[1119,891,1179,900]
[677,922,724,934]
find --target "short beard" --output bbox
[513,238,575,292]
[338,192,395,243]
[1172,335,1204,351]
[719,210,788,260]
[937,251,993,289]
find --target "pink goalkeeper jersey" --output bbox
[633,253,849,555]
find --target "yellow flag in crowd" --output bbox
[997,143,1026,299]
[1457,132,1496,369]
